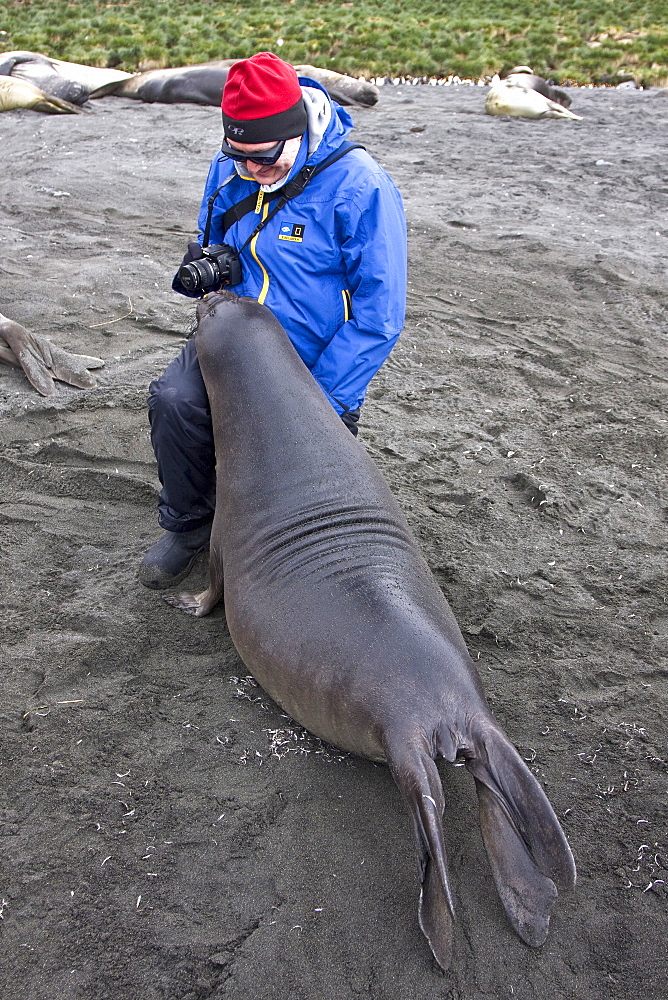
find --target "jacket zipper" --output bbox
[250,202,271,304]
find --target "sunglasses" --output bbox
[221,137,287,166]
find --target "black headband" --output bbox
[222,97,307,144]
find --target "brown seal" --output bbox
[167,290,576,969]
[89,60,378,107]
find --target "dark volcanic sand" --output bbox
[1,84,667,1000]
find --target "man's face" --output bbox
[228,136,302,186]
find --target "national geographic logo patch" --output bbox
[278,223,305,243]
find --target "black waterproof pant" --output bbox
[148,339,360,533]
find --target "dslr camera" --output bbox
[177,243,242,296]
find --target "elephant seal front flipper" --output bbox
[165,552,223,618]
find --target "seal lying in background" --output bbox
[88,60,233,105]
[293,64,379,106]
[504,65,572,108]
[0,313,104,394]
[167,291,576,969]
[0,76,84,114]
[90,59,379,106]
[0,50,132,105]
[485,74,582,120]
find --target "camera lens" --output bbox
[178,261,202,293]
[178,258,220,294]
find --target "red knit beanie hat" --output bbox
[222,52,307,144]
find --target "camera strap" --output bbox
[201,141,365,250]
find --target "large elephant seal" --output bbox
[90,59,378,106]
[166,291,576,969]
[0,50,132,104]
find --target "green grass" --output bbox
[0,1,666,85]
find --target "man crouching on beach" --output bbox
[139,51,407,589]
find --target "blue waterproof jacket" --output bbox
[177,78,407,415]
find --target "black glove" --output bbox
[172,242,206,298]
[183,242,205,265]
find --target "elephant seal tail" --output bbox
[387,721,575,969]
[465,722,576,947]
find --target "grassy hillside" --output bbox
[0,0,666,85]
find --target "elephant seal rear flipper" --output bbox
[466,724,576,945]
[386,720,575,968]
[385,734,456,969]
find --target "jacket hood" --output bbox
[234,78,354,193]
[299,77,354,159]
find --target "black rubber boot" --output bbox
[138,523,211,590]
